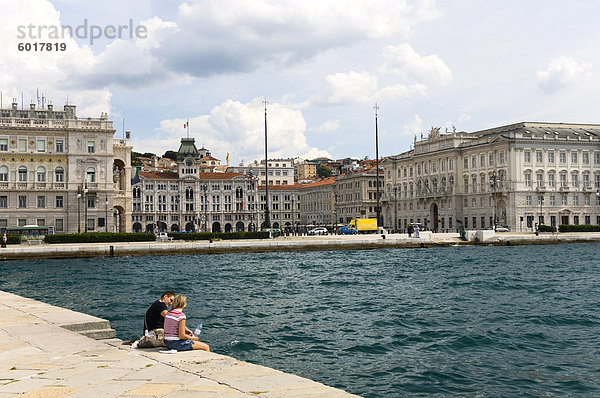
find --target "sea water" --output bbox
[1,243,599,397]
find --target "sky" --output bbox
[1,0,600,165]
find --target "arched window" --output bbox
[0,166,8,182]
[18,166,27,182]
[86,167,96,183]
[37,166,46,182]
[55,167,64,182]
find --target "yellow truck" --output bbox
[347,218,378,233]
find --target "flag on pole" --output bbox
[183,120,188,129]
[226,153,229,163]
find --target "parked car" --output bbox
[269,228,281,237]
[339,226,358,235]
[487,226,509,232]
[308,227,328,236]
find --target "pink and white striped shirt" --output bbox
[164,309,186,341]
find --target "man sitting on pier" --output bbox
[138,291,175,348]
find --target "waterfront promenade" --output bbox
[1,232,600,260]
[0,290,360,397]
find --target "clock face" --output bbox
[186,159,193,166]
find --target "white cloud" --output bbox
[403,114,423,136]
[0,0,114,115]
[156,0,442,77]
[536,56,592,93]
[143,98,331,163]
[381,43,452,86]
[312,119,341,133]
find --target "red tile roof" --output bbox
[258,184,302,191]
[299,177,337,188]
[139,171,179,179]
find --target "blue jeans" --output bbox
[165,339,193,351]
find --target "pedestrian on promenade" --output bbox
[164,294,210,352]
[414,226,420,238]
[1,232,6,248]
[408,224,413,238]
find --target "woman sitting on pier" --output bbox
[164,294,210,352]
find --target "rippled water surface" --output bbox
[2,244,600,397]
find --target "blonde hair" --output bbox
[172,294,187,310]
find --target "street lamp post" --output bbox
[105,195,109,232]
[539,195,544,225]
[334,192,338,234]
[490,172,498,230]
[84,187,88,232]
[263,98,271,230]
[77,188,82,234]
[374,103,381,229]
[393,186,398,233]
[202,184,208,232]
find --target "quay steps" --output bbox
[60,318,117,341]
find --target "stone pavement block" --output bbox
[148,369,213,385]
[195,362,282,381]
[123,382,181,396]
[36,365,129,388]
[225,373,320,394]
[0,346,45,365]
[0,369,40,380]
[61,380,148,398]
[261,385,360,397]
[120,363,177,381]
[163,389,251,398]
[18,386,80,398]
[0,377,53,394]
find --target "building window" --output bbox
[489,154,494,165]
[56,195,63,208]
[36,166,46,182]
[549,195,555,205]
[37,195,46,208]
[536,151,543,163]
[463,158,468,169]
[55,140,64,152]
[573,195,579,206]
[583,152,589,164]
[560,174,567,187]
[87,196,95,208]
[98,218,105,228]
[87,141,95,153]
[0,196,7,208]
[559,152,566,164]
[525,173,532,187]
[37,140,46,152]
[548,173,555,187]
[18,166,27,182]
[571,173,578,187]
[55,219,64,232]
[524,151,531,163]
[18,219,26,227]
[571,152,578,164]
[585,195,590,206]
[480,155,485,167]
[561,195,567,206]
[573,215,579,225]
[499,152,505,164]
[526,195,531,205]
[548,151,554,163]
[87,218,95,230]
[55,167,64,182]
[37,219,45,226]
[86,167,96,183]
[0,166,7,182]
[536,173,543,187]
[0,138,7,151]
[18,139,27,152]
[18,195,26,208]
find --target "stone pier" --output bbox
[0,290,360,397]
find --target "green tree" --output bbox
[317,165,332,178]
[163,150,178,161]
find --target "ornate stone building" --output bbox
[382,122,600,232]
[132,138,258,233]
[0,100,131,234]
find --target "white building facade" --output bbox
[382,122,600,232]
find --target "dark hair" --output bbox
[161,291,175,299]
